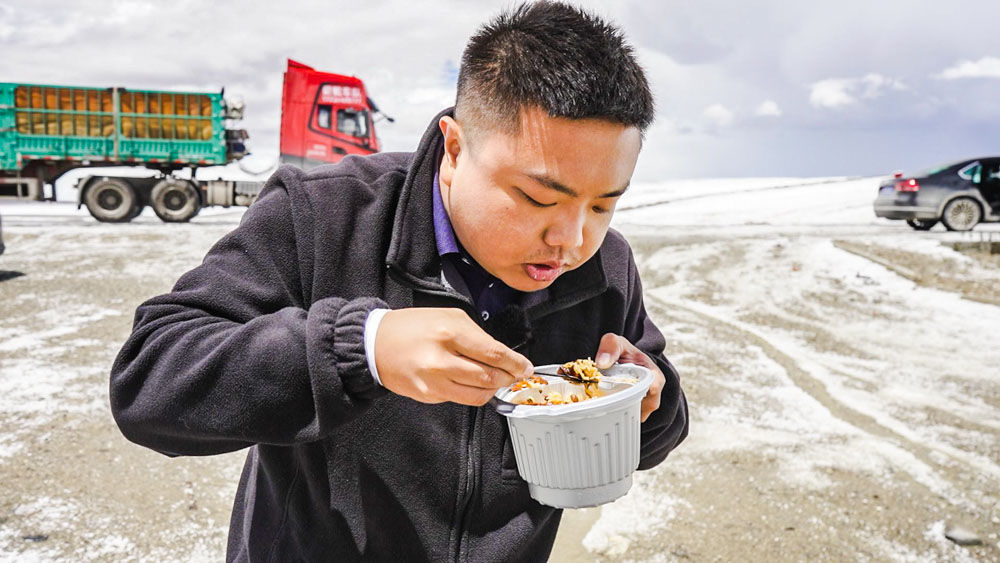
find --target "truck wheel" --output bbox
[84,178,138,222]
[905,219,937,231]
[941,198,981,231]
[151,179,201,222]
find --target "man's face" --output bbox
[438,106,642,292]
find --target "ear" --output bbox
[438,116,464,187]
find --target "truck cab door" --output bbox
[311,102,373,162]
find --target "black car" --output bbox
[874,157,1000,231]
[0,210,4,255]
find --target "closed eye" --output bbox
[516,188,556,208]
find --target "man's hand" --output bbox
[375,308,533,406]
[595,333,665,422]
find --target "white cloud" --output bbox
[809,73,906,108]
[858,73,907,96]
[934,56,1000,80]
[703,103,735,127]
[809,78,856,108]
[755,100,782,117]
[403,87,455,107]
[105,1,154,25]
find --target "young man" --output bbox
[110,2,688,560]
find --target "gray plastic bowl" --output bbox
[495,363,654,508]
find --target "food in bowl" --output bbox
[508,358,606,405]
[515,387,593,405]
[510,375,548,391]
[509,377,596,405]
[557,358,603,382]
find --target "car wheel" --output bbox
[151,179,201,222]
[940,197,982,231]
[84,178,138,222]
[906,219,938,231]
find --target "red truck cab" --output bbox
[279,59,386,169]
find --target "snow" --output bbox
[614,176,879,227]
[584,175,998,559]
[2,174,998,560]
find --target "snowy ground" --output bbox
[1,177,998,561]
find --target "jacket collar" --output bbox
[385,107,608,320]
[386,107,453,291]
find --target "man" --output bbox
[110,2,688,561]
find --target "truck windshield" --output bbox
[337,109,369,138]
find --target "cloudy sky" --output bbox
[3,0,999,180]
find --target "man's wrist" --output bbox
[364,308,391,386]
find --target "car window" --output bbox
[917,160,964,177]
[957,161,980,182]
[986,162,1000,182]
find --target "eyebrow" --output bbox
[527,173,630,199]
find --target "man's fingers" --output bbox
[595,333,624,369]
[640,396,660,422]
[639,369,665,422]
[596,333,659,370]
[595,332,667,423]
[446,357,517,390]
[448,319,532,378]
[440,379,502,406]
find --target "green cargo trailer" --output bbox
[0,82,252,222]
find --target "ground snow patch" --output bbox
[582,472,689,557]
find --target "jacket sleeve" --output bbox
[109,170,387,457]
[621,247,689,470]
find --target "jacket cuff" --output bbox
[331,297,390,400]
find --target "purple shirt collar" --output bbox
[432,164,461,257]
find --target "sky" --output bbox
[2,0,999,180]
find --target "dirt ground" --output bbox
[553,225,999,562]
[1,200,998,561]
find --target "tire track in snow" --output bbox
[644,292,1000,512]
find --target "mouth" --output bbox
[522,261,566,282]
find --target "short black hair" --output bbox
[456,1,654,142]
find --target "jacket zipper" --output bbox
[452,405,481,561]
[388,267,482,561]
[454,301,488,562]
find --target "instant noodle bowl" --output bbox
[494,363,654,508]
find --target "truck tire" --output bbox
[84,178,138,222]
[127,204,144,220]
[151,179,201,222]
[941,197,981,231]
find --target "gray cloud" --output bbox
[3,0,1000,179]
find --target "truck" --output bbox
[0,59,391,222]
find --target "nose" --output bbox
[542,207,586,250]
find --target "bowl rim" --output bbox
[494,362,653,419]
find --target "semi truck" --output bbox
[0,59,391,222]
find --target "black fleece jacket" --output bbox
[109,108,688,562]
